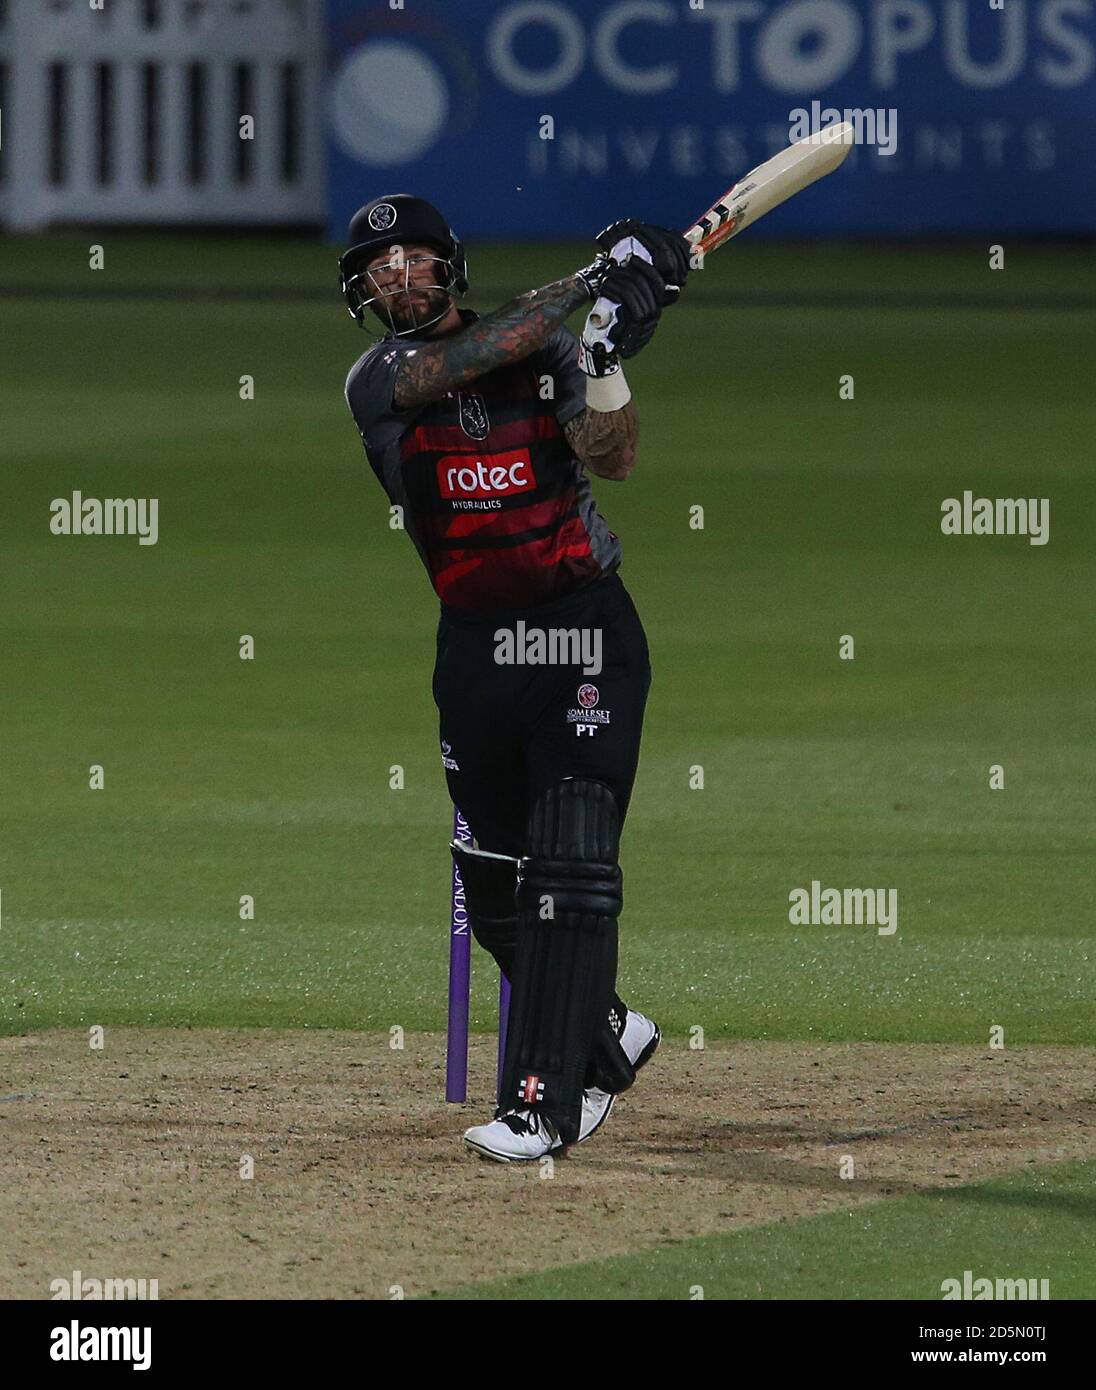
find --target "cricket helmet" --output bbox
[339,193,469,337]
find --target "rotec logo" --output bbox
[438,450,535,499]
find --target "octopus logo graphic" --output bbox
[329,40,451,167]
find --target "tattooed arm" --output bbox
[392,275,591,411]
[564,401,638,481]
[391,267,638,478]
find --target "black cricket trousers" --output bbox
[432,570,652,858]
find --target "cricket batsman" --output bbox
[341,194,689,1161]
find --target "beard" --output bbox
[388,285,450,330]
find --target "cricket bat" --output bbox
[589,123,854,327]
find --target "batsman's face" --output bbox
[365,242,452,332]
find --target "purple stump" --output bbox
[446,806,473,1102]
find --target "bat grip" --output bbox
[588,298,617,331]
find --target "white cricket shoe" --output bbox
[578,1088,616,1142]
[620,1009,662,1070]
[578,1010,661,1143]
[464,1107,562,1163]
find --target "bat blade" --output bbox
[689,122,854,254]
[587,124,853,329]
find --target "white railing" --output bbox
[1,0,325,229]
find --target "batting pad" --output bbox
[499,779,623,1145]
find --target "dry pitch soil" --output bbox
[1,1030,1093,1299]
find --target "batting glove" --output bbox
[595,220,691,307]
[580,261,664,377]
[575,251,612,301]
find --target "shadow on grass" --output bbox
[931,1180,1096,1222]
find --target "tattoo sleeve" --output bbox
[564,400,639,481]
[392,274,591,411]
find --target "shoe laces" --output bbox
[499,1108,555,1140]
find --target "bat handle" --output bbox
[588,297,616,331]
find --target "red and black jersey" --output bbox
[344,309,622,614]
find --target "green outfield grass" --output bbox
[434,1158,1096,1300]
[1,237,1093,1041]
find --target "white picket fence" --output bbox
[0,0,326,229]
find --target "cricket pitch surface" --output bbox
[1,1030,1093,1299]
